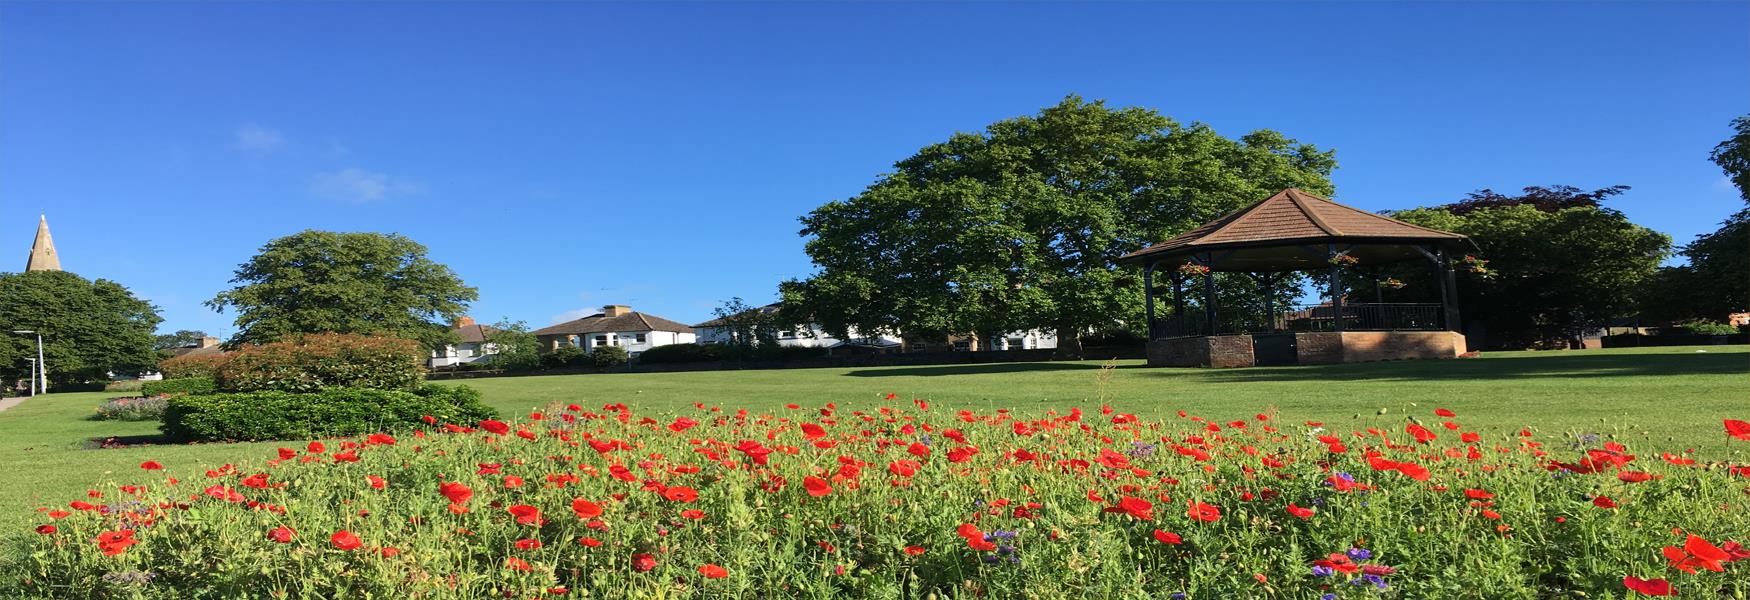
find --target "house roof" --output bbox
[1121,189,1465,263]
[453,323,498,344]
[167,345,225,358]
[532,311,695,336]
[691,303,782,328]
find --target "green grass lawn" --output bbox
[1,345,1743,529]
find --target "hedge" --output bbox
[160,384,497,442]
[158,353,232,379]
[215,333,424,393]
[139,377,215,398]
[636,343,720,364]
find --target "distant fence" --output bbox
[1600,333,1749,348]
[426,345,1145,381]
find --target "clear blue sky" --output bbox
[3,2,1745,337]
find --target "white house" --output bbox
[693,303,1052,353]
[430,317,499,368]
[532,305,695,357]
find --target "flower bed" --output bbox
[90,396,170,422]
[7,399,1750,598]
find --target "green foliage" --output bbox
[1674,320,1740,336]
[160,384,495,441]
[785,96,1335,354]
[139,377,215,398]
[482,319,541,372]
[1393,187,1670,348]
[156,353,232,379]
[541,346,586,369]
[588,345,628,367]
[635,343,720,364]
[213,333,424,393]
[0,270,162,385]
[90,396,169,421]
[205,230,478,350]
[151,330,209,351]
[1645,116,1750,320]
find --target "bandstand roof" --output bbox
[1119,188,1467,272]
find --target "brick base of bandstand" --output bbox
[1145,331,1468,368]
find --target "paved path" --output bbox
[0,396,28,412]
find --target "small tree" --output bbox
[482,319,540,371]
[711,297,780,347]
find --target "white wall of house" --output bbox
[697,324,903,349]
[572,330,696,356]
[430,342,499,368]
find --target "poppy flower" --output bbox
[1152,530,1183,544]
[800,423,828,440]
[578,537,603,547]
[268,526,295,543]
[1622,576,1675,596]
[34,524,55,535]
[681,509,706,520]
[506,557,533,571]
[1726,419,1750,441]
[439,482,473,505]
[330,530,362,551]
[698,564,729,579]
[1435,408,1457,417]
[366,476,387,490]
[1663,534,1730,573]
[1106,496,1154,521]
[1187,501,1222,522]
[1286,503,1315,519]
[516,538,543,550]
[903,545,927,556]
[802,476,833,497]
[307,441,325,454]
[966,536,998,551]
[668,417,699,432]
[888,460,920,477]
[572,498,603,520]
[94,530,139,556]
[663,486,699,503]
[906,442,931,458]
[1593,496,1618,509]
[632,553,658,572]
[507,504,543,526]
[139,461,163,471]
[480,420,511,435]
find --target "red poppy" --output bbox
[516,538,543,550]
[268,526,295,543]
[802,476,833,497]
[946,446,979,463]
[1726,419,1750,441]
[966,536,997,551]
[1435,408,1457,417]
[1593,496,1618,509]
[307,441,326,454]
[1464,489,1494,500]
[1105,496,1154,520]
[507,504,543,526]
[94,530,139,555]
[439,482,473,505]
[380,547,401,558]
[888,460,920,477]
[578,537,603,547]
[903,545,927,556]
[330,530,362,551]
[1187,501,1222,522]
[663,486,699,503]
[668,417,699,432]
[572,498,603,520]
[800,423,828,440]
[1152,529,1183,544]
[698,564,729,579]
[906,442,931,458]
[505,557,533,571]
[139,461,163,471]
[1664,534,1730,573]
[681,509,706,520]
[366,476,387,490]
[632,553,658,572]
[1622,576,1675,596]
[1286,503,1315,519]
[35,524,55,535]
[480,420,511,435]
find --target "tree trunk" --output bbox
[1055,325,1083,358]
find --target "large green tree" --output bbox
[207,231,477,349]
[1642,115,1750,321]
[153,329,210,351]
[1393,186,1670,349]
[0,270,162,386]
[782,96,1336,353]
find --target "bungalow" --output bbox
[533,305,695,357]
[692,303,1053,354]
[430,317,499,368]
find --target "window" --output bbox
[634,333,647,344]
[952,340,971,352]
[908,342,926,353]
[594,335,608,347]
[1008,338,1026,350]
[779,330,795,339]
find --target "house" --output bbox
[430,317,499,368]
[900,330,1058,353]
[166,336,225,358]
[692,303,904,353]
[532,305,695,357]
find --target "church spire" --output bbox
[26,215,61,272]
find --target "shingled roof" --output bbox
[1121,189,1465,265]
[532,311,695,336]
[452,323,497,344]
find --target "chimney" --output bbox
[602,305,631,317]
[453,316,476,327]
[197,336,220,349]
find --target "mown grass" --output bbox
[0,345,1742,531]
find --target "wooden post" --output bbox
[1172,274,1185,335]
[1261,272,1274,333]
[1202,253,1218,336]
[1437,247,1461,331]
[1328,244,1345,332]
[1143,262,1156,339]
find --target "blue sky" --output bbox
[2,2,1745,337]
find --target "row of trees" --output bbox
[778,98,1747,351]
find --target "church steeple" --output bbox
[26,215,60,272]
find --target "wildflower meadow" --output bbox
[6,396,1750,599]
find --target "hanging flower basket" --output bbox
[1328,252,1359,267]
[1177,263,1211,276]
[1378,277,1407,290]
[1460,255,1496,278]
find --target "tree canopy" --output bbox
[782,96,1336,353]
[0,270,162,385]
[153,329,210,351]
[1393,186,1670,348]
[1642,116,1750,321]
[206,231,477,349]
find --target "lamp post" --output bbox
[12,330,44,394]
[21,358,35,396]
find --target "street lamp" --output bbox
[21,358,35,396]
[12,330,44,394]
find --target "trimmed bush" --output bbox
[91,396,169,421]
[215,333,424,393]
[1675,320,1740,336]
[160,383,495,441]
[636,343,720,364]
[541,346,586,369]
[587,345,629,367]
[139,377,215,398]
[158,353,232,379]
